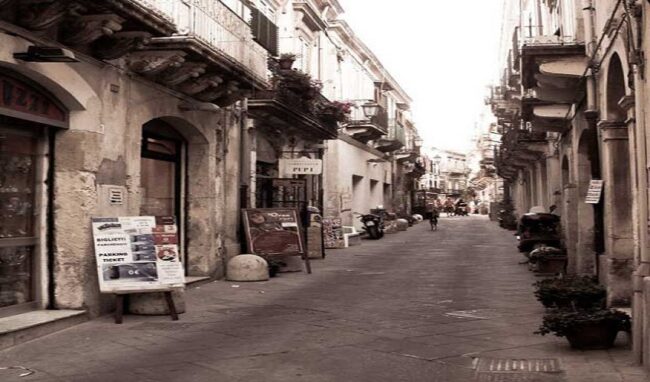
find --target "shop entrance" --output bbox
[140,121,185,265]
[0,123,44,314]
[0,71,67,317]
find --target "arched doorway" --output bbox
[140,119,188,273]
[561,155,579,272]
[576,126,603,275]
[0,70,68,315]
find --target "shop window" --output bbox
[0,127,40,309]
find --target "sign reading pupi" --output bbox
[279,158,322,175]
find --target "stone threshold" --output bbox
[0,310,88,351]
[185,276,211,287]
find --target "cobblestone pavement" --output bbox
[1,216,648,381]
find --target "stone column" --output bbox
[599,121,633,306]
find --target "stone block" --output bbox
[128,289,186,315]
[396,219,409,231]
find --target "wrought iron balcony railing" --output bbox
[131,0,267,81]
[347,104,389,134]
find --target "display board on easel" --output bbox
[91,216,184,323]
[241,208,311,273]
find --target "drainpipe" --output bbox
[582,0,602,277]
[582,0,598,115]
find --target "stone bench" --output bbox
[343,226,362,247]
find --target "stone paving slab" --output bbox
[0,216,648,381]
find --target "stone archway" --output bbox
[561,155,579,272]
[139,116,215,277]
[576,127,602,275]
[600,53,633,306]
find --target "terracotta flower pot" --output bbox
[278,58,294,70]
[565,321,620,350]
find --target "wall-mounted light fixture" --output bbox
[362,102,379,118]
[14,46,79,63]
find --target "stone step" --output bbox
[0,310,87,350]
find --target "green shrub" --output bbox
[533,275,605,309]
[536,308,630,337]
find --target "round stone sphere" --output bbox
[227,254,269,282]
[413,214,423,222]
[396,219,409,231]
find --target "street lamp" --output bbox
[362,102,380,118]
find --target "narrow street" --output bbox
[1,216,647,382]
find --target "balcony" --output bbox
[375,119,406,153]
[1,0,268,106]
[131,0,269,95]
[248,71,338,140]
[520,31,585,90]
[345,103,389,143]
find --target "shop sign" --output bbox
[585,180,604,204]
[91,216,185,293]
[242,208,305,256]
[0,75,66,122]
[279,158,322,175]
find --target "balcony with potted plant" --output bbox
[248,58,343,140]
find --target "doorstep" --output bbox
[0,310,87,351]
[185,276,211,287]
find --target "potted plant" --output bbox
[527,246,566,274]
[536,308,630,350]
[316,100,352,124]
[278,53,297,70]
[534,275,605,309]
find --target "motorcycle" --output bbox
[354,212,385,240]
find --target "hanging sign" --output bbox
[585,180,604,204]
[91,216,185,293]
[242,208,305,256]
[279,158,322,175]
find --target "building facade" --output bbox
[490,0,650,369]
[0,0,269,318]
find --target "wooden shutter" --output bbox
[251,8,279,56]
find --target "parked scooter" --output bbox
[455,202,469,216]
[354,212,385,240]
[516,209,560,253]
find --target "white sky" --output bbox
[341,0,504,153]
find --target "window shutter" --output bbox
[251,8,279,56]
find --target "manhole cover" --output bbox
[474,373,563,382]
[474,358,564,382]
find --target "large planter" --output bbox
[536,257,567,274]
[565,321,620,350]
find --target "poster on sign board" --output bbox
[91,216,184,293]
[242,208,305,256]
